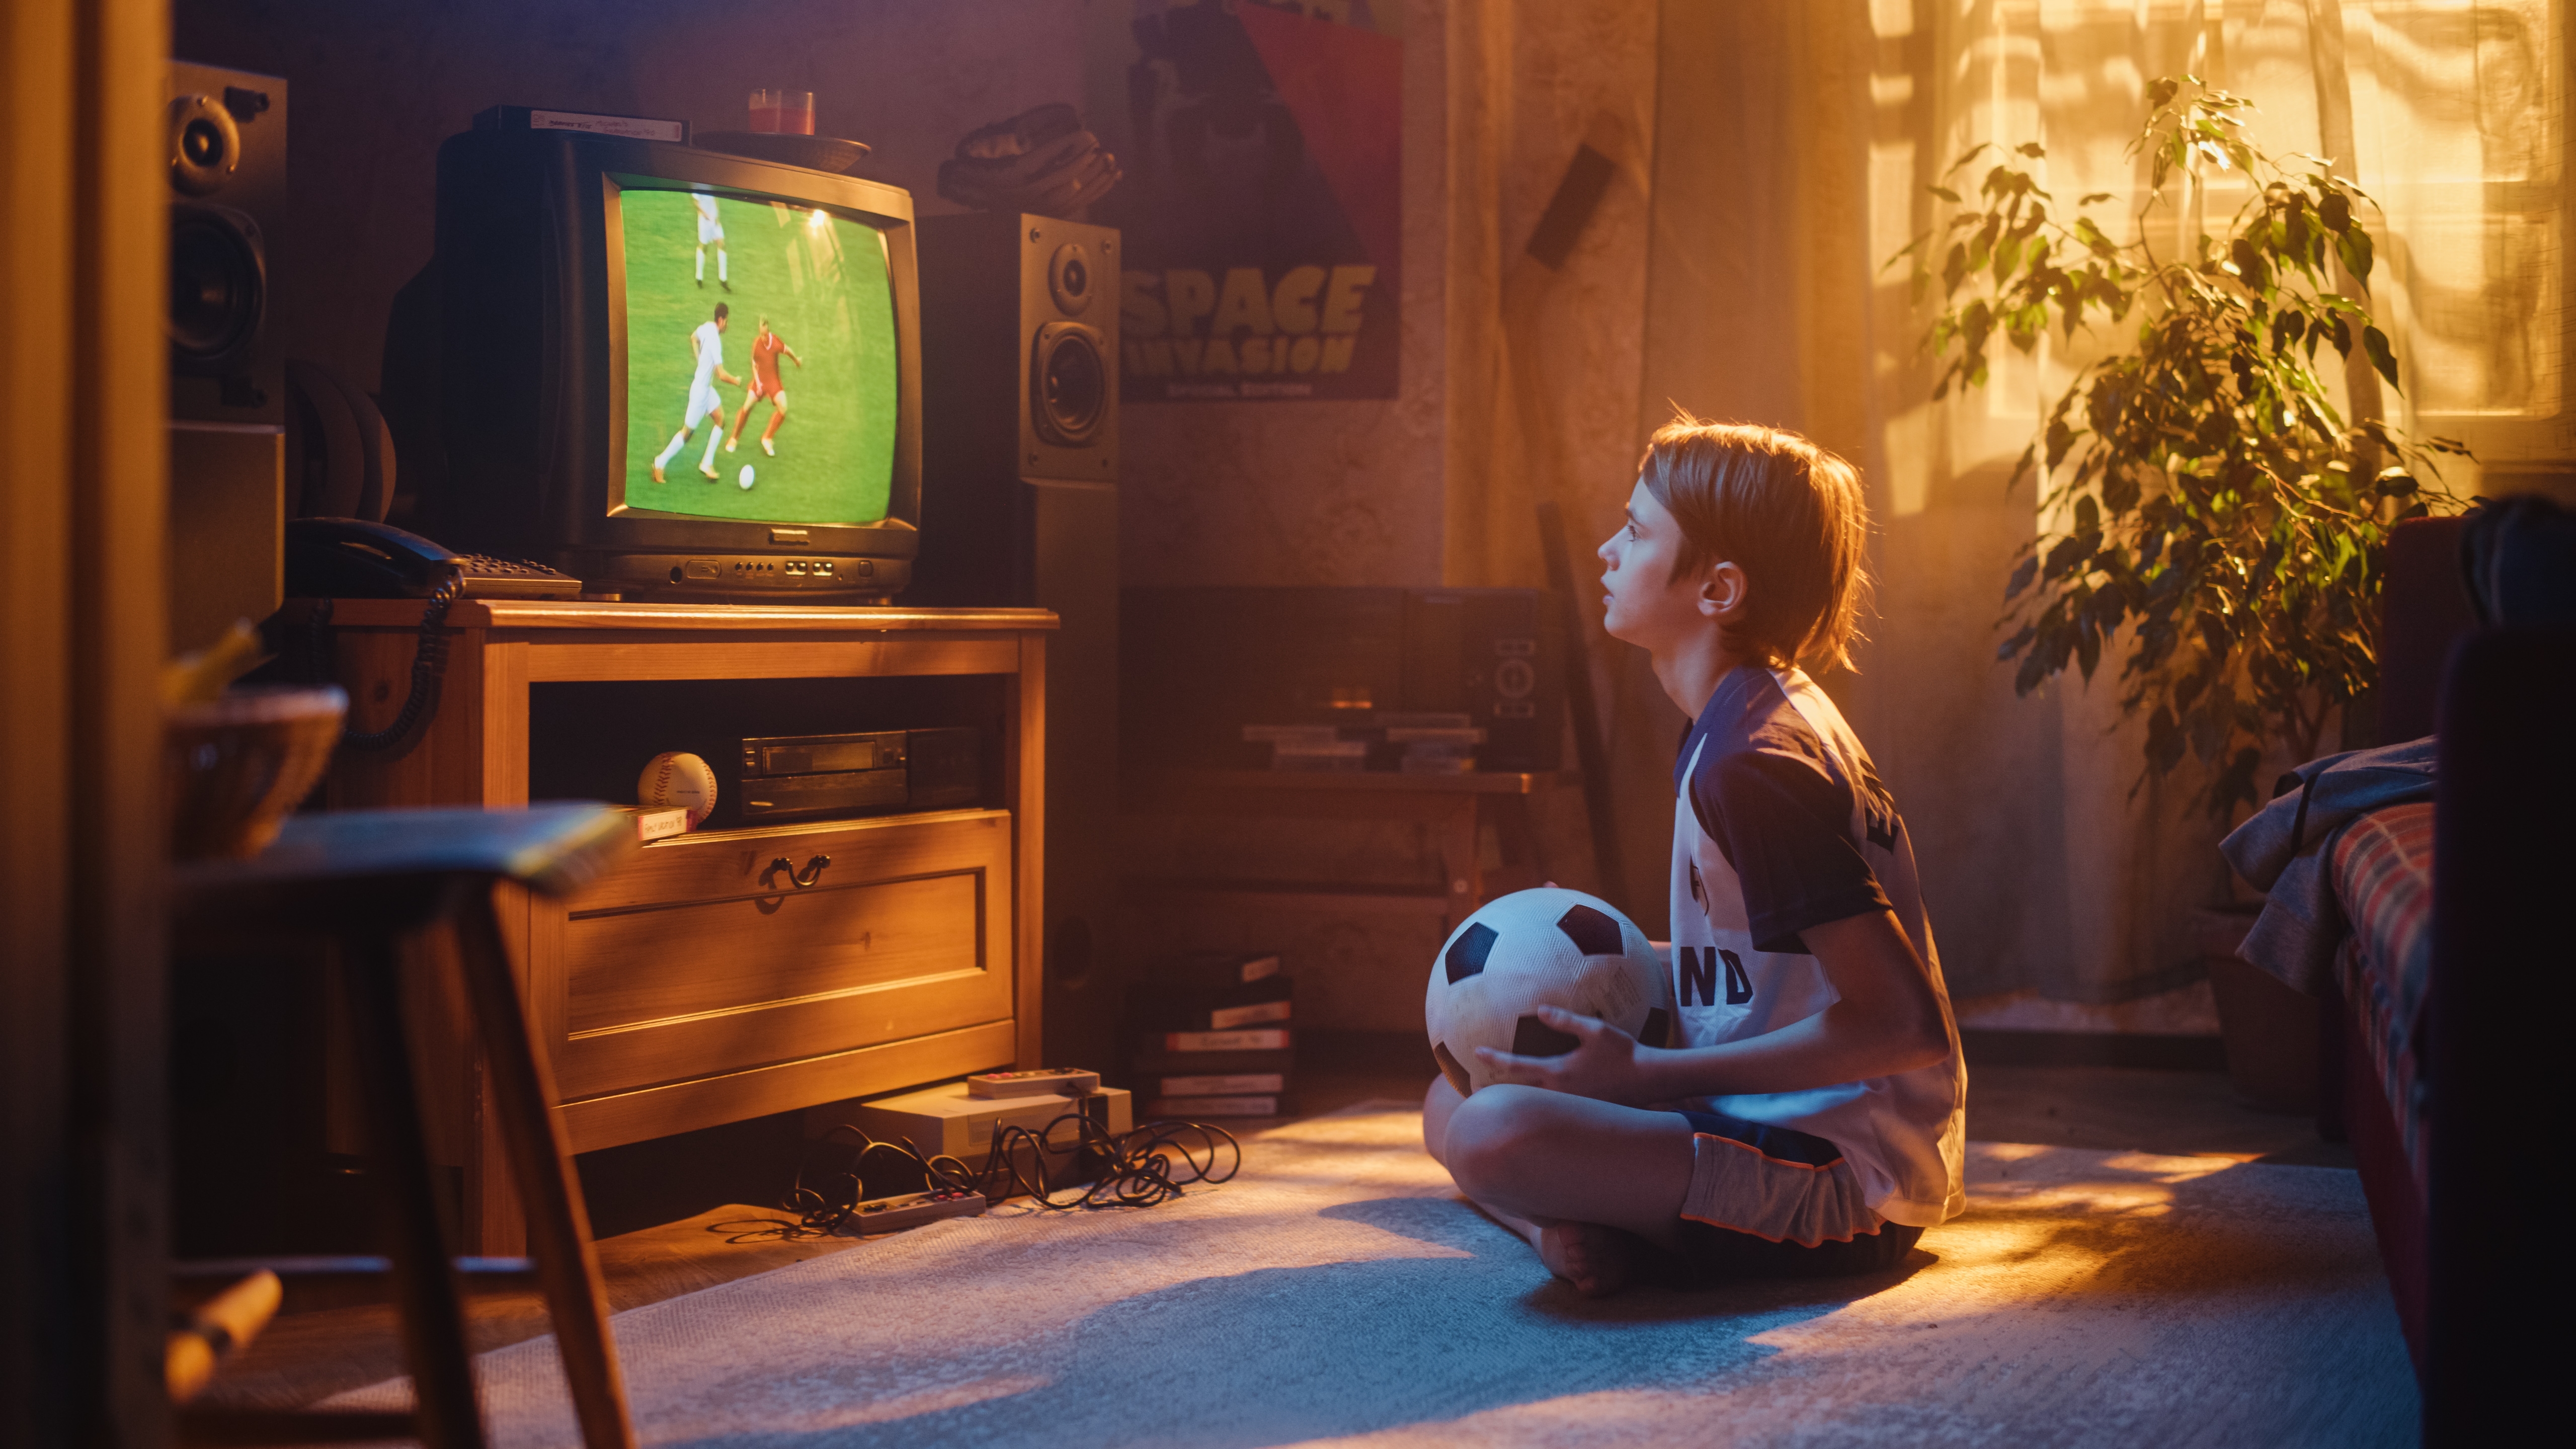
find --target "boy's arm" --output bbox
[1473,907,1949,1104]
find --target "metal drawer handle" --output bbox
[762,854,832,890]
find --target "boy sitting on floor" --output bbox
[1426,416,1966,1296]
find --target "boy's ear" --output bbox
[1697,560,1749,621]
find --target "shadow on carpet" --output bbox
[328,1104,2415,1447]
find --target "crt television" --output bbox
[425,117,922,598]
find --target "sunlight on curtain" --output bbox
[1909,1,2563,487]
[2357,1,2562,459]
[1841,0,2561,1006]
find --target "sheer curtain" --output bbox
[1634,0,2565,1005]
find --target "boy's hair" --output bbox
[1637,413,1872,675]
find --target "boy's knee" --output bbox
[1442,1085,1552,1196]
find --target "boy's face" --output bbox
[1597,480,1741,652]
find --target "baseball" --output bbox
[637,751,718,829]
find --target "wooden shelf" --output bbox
[287,596,1059,633]
[1126,876,1458,915]
[1120,768,1580,935]
[1132,767,1578,799]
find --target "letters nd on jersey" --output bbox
[1087,0,1403,401]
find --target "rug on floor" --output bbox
[331,1104,2416,1447]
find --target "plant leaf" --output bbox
[2362,325,2399,388]
[2004,556,2040,602]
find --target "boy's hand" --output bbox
[1473,1006,1656,1104]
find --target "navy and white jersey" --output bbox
[1668,665,1966,1227]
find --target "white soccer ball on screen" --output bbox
[1424,888,1670,1097]
[738,464,757,490]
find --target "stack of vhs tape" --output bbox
[1125,951,1293,1118]
[1240,712,1485,774]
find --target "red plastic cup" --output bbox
[748,89,815,136]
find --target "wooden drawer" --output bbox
[542,810,1014,1108]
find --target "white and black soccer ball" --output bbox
[1424,887,1670,1097]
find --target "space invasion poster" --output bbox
[1086,0,1403,403]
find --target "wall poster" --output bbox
[1087,1,1402,403]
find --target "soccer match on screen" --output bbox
[618,188,898,526]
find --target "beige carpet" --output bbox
[331,1105,2416,1446]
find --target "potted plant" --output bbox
[1890,75,2466,1106]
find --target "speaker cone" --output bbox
[167,93,240,197]
[1046,242,1094,316]
[1031,321,1107,447]
[169,206,266,370]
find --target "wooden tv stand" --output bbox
[307,598,1053,1254]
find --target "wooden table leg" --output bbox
[342,931,487,1449]
[452,898,637,1449]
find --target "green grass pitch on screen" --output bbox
[620,190,898,526]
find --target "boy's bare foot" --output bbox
[1537,1221,1636,1298]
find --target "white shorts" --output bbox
[1676,1107,1884,1248]
[685,379,722,429]
[698,217,724,245]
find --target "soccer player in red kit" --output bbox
[727,317,804,458]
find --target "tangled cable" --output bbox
[767,1105,1241,1238]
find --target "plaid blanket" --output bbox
[2332,801,2436,1188]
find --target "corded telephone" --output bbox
[283,517,580,600]
[286,519,580,752]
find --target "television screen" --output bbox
[615,187,899,526]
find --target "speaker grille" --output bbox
[168,207,265,370]
[1032,322,1108,447]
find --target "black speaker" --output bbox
[166,61,288,653]
[912,212,1123,1073]
[167,62,284,426]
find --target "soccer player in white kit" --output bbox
[694,192,729,290]
[1422,415,1965,1297]
[651,303,743,484]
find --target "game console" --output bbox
[815,1080,1131,1197]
